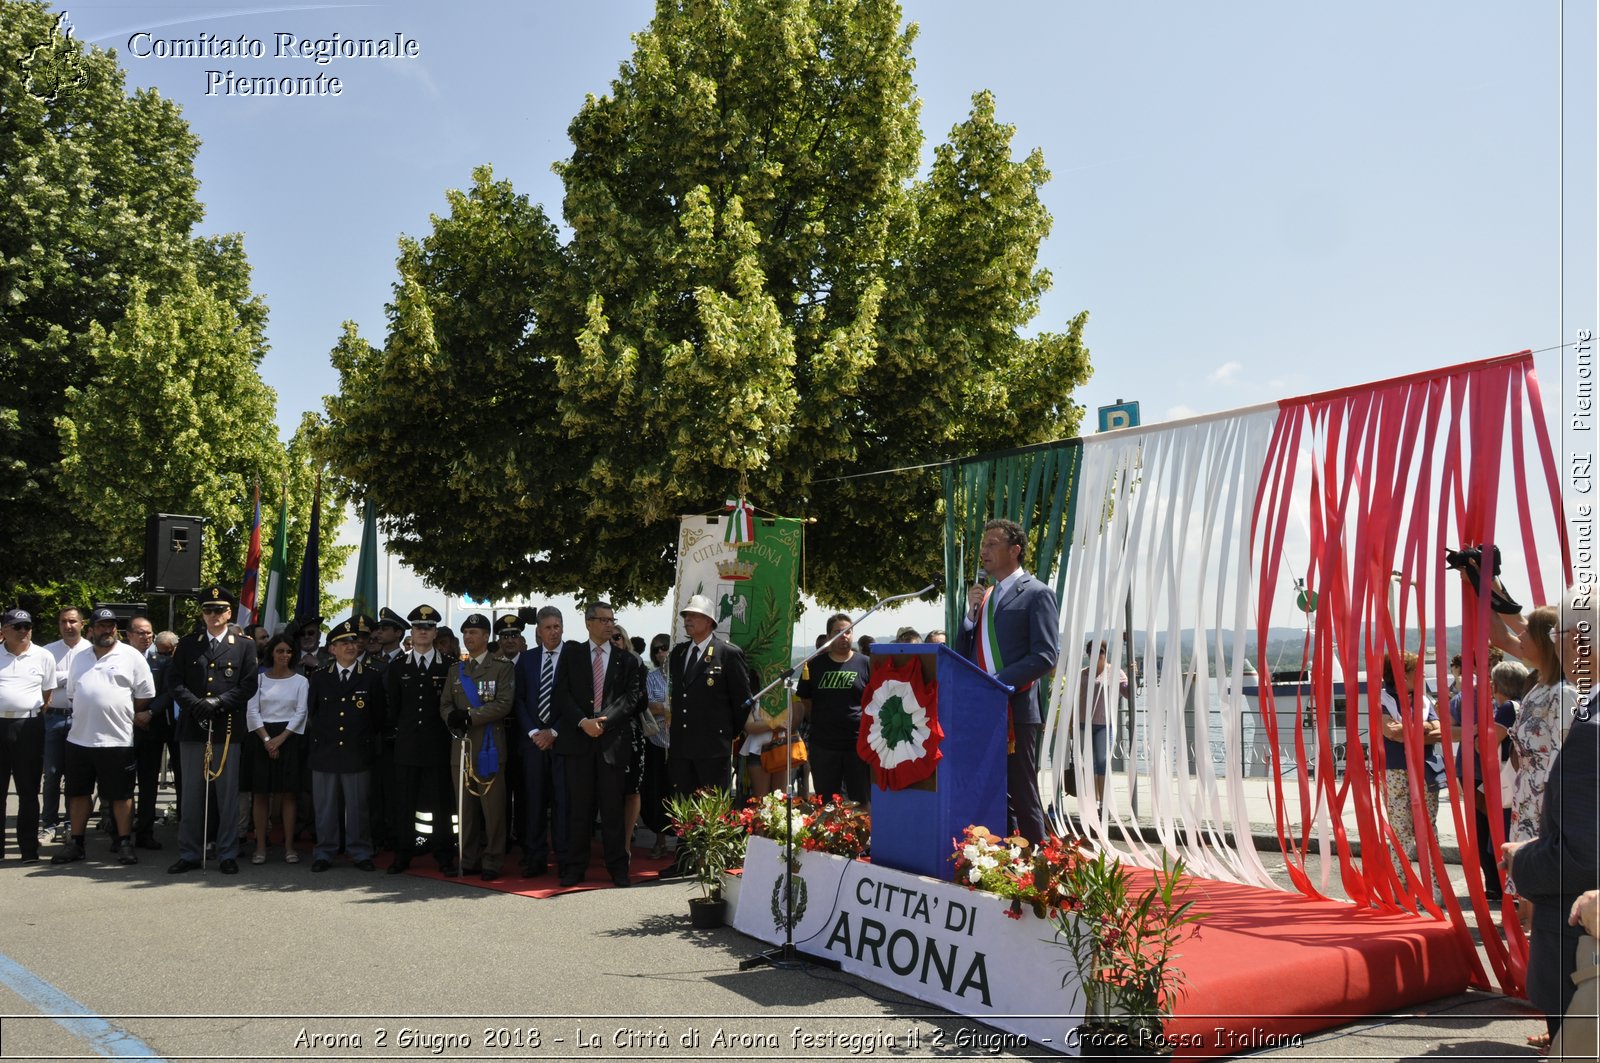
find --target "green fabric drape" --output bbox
[942,441,1082,635]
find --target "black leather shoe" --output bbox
[218,858,239,875]
[355,859,376,872]
[480,868,501,882]
[611,874,630,888]
[51,843,85,865]
[167,858,202,874]
[311,859,332,872]
[520,864,547,878]
[134,833,162,851]
[559,874,583,888]
[437,861,460,877]
[460,865,482,876]
[386,857,412,876]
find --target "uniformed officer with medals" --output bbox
[440,613,514,880]
[493,612,526,859]
[384,604,457,875]
[306,616,387,872]
[166,585,259,875]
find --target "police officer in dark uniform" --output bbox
[383,604,457,875]
[166,585,259,875]
[292,616,328,677]
[494,612,527,859]
[306,616,387,872]
[360,609,402,850]
[371,608,409,669]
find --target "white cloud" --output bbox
[1166,404,1199,421]
[1210,360,1244,384]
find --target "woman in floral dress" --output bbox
[1505,606,1576,915]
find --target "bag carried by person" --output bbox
[761,727,808,773]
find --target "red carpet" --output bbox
[385,843,678,897]
[1148,870,1474,1059]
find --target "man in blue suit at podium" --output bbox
[955,518,1060,845]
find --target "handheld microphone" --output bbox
[975,567,990,587]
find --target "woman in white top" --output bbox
[245,635,309,864]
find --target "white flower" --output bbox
[968,867,983,885]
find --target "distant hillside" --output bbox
[1125,626,1467,672]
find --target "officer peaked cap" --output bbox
[328,617,363,644]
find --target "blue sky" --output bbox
[58,1,1598,644]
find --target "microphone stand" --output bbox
[739,581,938,973]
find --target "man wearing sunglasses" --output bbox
[165,586,259,875]
[0,609,57,862]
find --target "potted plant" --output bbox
[1052,850,1203,1058]
[664,787,748,928]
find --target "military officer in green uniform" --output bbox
[440,613,514,880]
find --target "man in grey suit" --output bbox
[955,518,1060,845]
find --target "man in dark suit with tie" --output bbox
[512,605,570,878]
[554,601,646,888]
[955,519,1060,846]
[166,585,259,875]
[666,594,752,799]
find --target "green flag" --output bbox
[352,499,379,619]
[260,492,290,634]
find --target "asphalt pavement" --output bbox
[0,791,1552,1062]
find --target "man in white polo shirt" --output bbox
[51,608,155,866]
[1,608,56,863]
[41,605,92,843]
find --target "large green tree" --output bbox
[323,0,1091,607]
[321,166,577,599]
[1,2,204,599]
[1,4,338,625]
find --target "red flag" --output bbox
[238,483,262,626]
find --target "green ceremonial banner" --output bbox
[941,441,1082,637]
[352,499,379,619]
[672,515,801,720]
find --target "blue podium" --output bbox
[868,644,1012,879]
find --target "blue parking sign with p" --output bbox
[1097,401,1140,433]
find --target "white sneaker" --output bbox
[37,825,56,843]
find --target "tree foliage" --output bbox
[322,0,1092,607]
[1,4,336,621]
[321,166,576,599]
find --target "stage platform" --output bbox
[730,838,1474,1057]
[1144,869,1474,1059]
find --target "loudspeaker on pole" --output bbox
[144,513,207,595]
